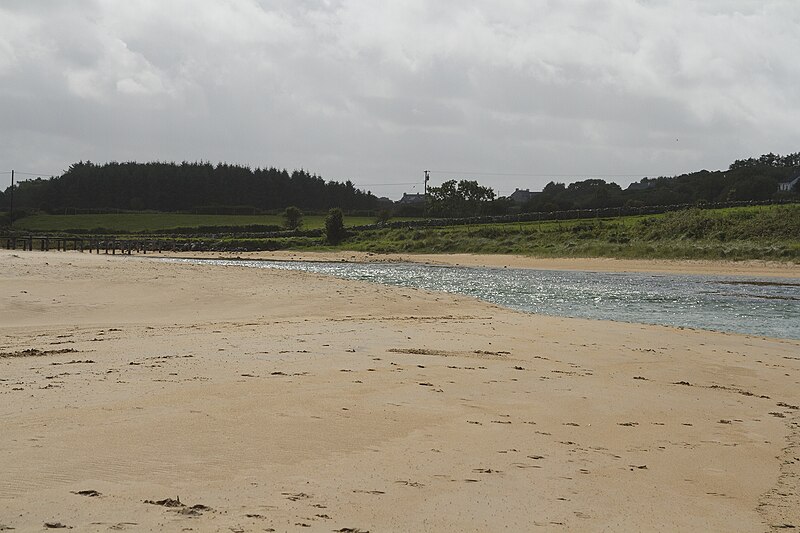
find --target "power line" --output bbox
[0,170,57,177]
[353,181,420,187]
[13,171,56,177]
[429,170,658,178]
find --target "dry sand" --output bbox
[1,249,798,532]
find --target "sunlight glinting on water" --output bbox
[166,259,800,340]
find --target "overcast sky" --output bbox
[1,1,798,199]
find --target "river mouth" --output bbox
[158,258,800,340]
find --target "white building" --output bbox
[778,175,800,192]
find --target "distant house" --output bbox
[397,193,426,205]
[627,179,656,191]
[508,188,538,204]
[779,175,800,192]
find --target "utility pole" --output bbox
[9,169,13,229]
[423,170,430,217]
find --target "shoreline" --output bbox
[154,251,800,342]
[156,249,800,278]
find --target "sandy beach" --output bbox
[1,249,798,532]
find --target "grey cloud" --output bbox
[1,1,798,197]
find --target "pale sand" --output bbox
[1,250,798,532]
[161,249,800,278]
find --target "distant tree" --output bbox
[427,179,496,217]
[565,179,623,209]
[483,197,513,216]
[3,161,379,213]
[283,205,303,230]
[324,208,346,244]
[375,209,391,225]
[725,175,777,201]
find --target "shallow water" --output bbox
[165,258,800,340]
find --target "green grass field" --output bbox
[6,204,799,261]
[11,213,380,232]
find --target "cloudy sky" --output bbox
[1,1,798,199]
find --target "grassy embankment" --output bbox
[8,205,800,261]
[340,205,799,261]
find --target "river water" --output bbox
[166,258,800,340]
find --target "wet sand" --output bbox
[1,250,798,531]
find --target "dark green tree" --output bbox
[375,209,391,225]
[2,161,379,213]
[324,208,346,244]
[427,179,496,217]
[283,206,303,230]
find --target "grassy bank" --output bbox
[333,206,798,261]
[6,205,799,262]
[339,205,799,261]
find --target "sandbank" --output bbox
[1,249,798,531]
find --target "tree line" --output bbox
[1,153,797,220]
[1,161,378,214]
[409,153,798,218]
[520,154,798,214]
